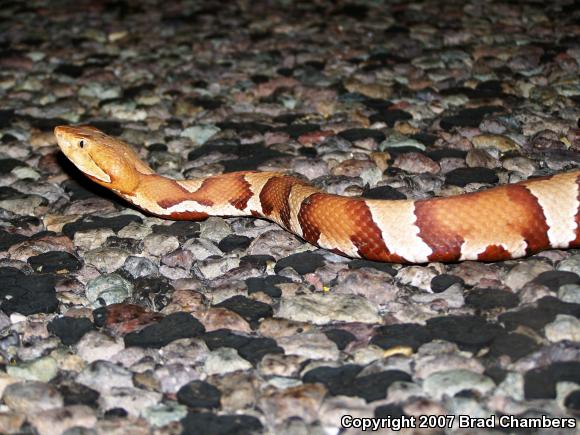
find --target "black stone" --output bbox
[279,123,320,139]
[324,329,356,350]
[86,120,123,136]
[445,167,499,187]
[250,74,269,84]
[187,140,289,172]
[152,221,200,242]
[0,186,25,200]
[0,109,15,129]
[92,307,107,328]
[333,3,369,20]
[426,148,467,161]
[0,273,58,315]
[499,296,580,331]
[218,235,252,253]
[489,333,538,360]
[104,236,142,253]
[104,408,128,418]
[58,381,100,407]
[123,83,156,99]
[214,295,273,323]
[48,316,94,346]
[299,146,317,157]
[484,366,508,384]
[274,252,325,275]
[147,143,168,153]
[348,371,412,402]
[564,390,580,415]
[181,412,262,435]
[133,276,173,295]
[465,288,519,309]
[375,404,406,418]
[303,364,363,392]
[371,323,433,351]
[426,315,504,351]
[216,121,271,134]
[202,329,282,365]
[430,274,464,293]
[0,230,27,251]
[369,109,412,127]
[239,255,276,272]
[524,362,580,399]
[236,336,283,365]
[27,251,82,274]
[0,158,26,174]
[533,270,580,291]
[246,275,292,298]
[177,381,221,409]
[303,365,410,402]
[362,98,392,111]
[124,312,205,348]
[338,128,386,143]
[440,106,504,130]
[348,259,397,276]
[54,63,84,78]
[62,215,143,238]
[361,185,407,200]
[203,329,251,351]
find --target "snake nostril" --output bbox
[79,140,84,148]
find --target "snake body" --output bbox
[54,125,580,263]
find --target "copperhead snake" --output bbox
[54,125,580,264]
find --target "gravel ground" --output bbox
[0,0,579,434]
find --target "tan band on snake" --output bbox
[54,125,580,264]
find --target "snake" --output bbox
[54,125,580,264]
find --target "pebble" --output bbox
[3,381,64,413]
[397,266,438,292]
[1,0,578,429]
[334,267,398,305]
[277,293,382,325]
[259,383,326,424]
[75,361,133,394]
[99,387,162,417]
[142,403,188,427]
[504,261,553,291]
[199,217,232,243]
[28,405,97,435]
[7,356,58,382]
[204,347,253,375]
[559,284,580,304]
[123,255,159,278]
[544,314,580,342]
[423,369,495,400]
[75,331,124,363]
[471,133,520,152]
[84,273,133,308]
[181,125,220,145]
[277,332,340,360]
[392,152,440,174]
[143,233,179,257]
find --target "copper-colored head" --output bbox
[54,125,154,194]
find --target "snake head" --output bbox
[54,125,154,195]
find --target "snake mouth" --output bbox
[54,126,112,183]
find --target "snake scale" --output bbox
[54,125,580,264]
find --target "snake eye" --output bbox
[79,140,84,148]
